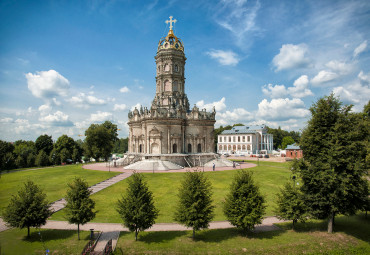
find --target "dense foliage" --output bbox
[174,171,215,239]
[113,137,129,154]
[116,172,159,241]
[223,170,266,233]
[64,178,96,240]
[297,94,369,233]
[2,180,52,237]
[266,127,301,149]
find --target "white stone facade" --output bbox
[217,125,273,155]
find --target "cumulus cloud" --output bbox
[0,117,14,123]
[353,40,367,58]
[130,103,141,111]
[38,104,52,115]
[257,98,310,121]
[119,86,130,93]
[262,84,287,99]
[26,70,70,100]
[217,107,254,126]
[68,93,106,108]
[325,60,353,75]
[90,111,113,122]
[113,104,127,111]
[288,75,313,98]
[333,71,370,111]
[262,75,313,99]
[206,50,240,66]
[311,70,339,86]
[196,97,226,112]
[272,44,310,72]
[39,111,73,126]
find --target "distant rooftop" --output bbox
[286,144,301,150]
[221,125,267,135]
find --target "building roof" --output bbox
[221,125,267,135]
[286,144,301,150]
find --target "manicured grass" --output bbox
[0,165,119,215]
[0,228,90,255]
[52,161,291,223]
[114,214,370,255]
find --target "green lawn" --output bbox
[0,165,119,215]
[114,214,370,255]
[0,228,90,255]
[52,161,291,223]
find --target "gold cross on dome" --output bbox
[165,16,177,30]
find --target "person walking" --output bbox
[212,163,215,171]
[233,161,236,168]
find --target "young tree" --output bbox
[275,182,306,230]
[281,136,295,150]
[65,178,96,240]
[116,172,159,241]
[2,180,52,237]
[35,150,49,166]
[298,94,369,233]
[223,170,266,234]
[174,171,214,239]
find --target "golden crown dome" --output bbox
[158,16,184,52]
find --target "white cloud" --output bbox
[262,84,287,99]
[68,93,106,109]
[130,103,141,111]
[90,111,113,123]
[39,111,73,126]
[325,60,353,75]
[0,117,13,123]
[288,75,313,98]
[272,44,310,72]
[333,71,370,111]
[353,40,367,58]
[257,98,310,121]
[196,97,226,112]
[15,119,29,124]
[119,86,130,93]
[217,107,254,126]
[38,104,52,115]
[26,70,70,100]
[113,104,127,111]
[206,50,240,66]
[311,70,339,86]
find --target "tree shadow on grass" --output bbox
[138,231,187,244]
[277,213,370,243]
[22,228,81,242]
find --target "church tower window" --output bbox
[164,64,170,72]
[164,80,171,91]
[197,143,202,153]
[174,64,179,72]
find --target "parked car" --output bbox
[264,155,269,158]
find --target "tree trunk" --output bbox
[328,212,334,233]
[135,229,138,241]
[27,226,30,237]
[78,223,80,240]
[292,219,296,231]
[192,229,195,240]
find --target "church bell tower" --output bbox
[152,16,190,111]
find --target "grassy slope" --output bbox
[115,214,370,255]
[52,161,291,223]
[0,228,90,255]
[0,165,119,215]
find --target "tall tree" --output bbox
[35,150,49,166]
[298,94,369,233]
[281,136,295,149]
[35,134,54,155]
[223,170,266,234]
[0,140,15,171]
[113,138,129,154]
[84,121,118,161]
[174,171,214,239]
[65,178,96,240]
[2,180,52,237]
[116,172,159,241]
[274,181,307,230]
[13,140,36,168]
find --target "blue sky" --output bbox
[1,0,369,142]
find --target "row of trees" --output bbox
[117,170,265,240]
[3,178,95,239]
[275,95,369,233]
[0,121,125,171]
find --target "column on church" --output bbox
[167,127,170,154]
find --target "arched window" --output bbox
[174,64,179,72]
[188,144,192,153]
[197,143,201,153]
[139,144,142,153]
[218,145,222,151]
[228,145,231,150]
[247,145,251,150]
[237,145,241,150]
[242,145,246,150]
[173,144,177,153]
[233,145,236,151]
[224,145,227,150]
[164,64,170,72]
